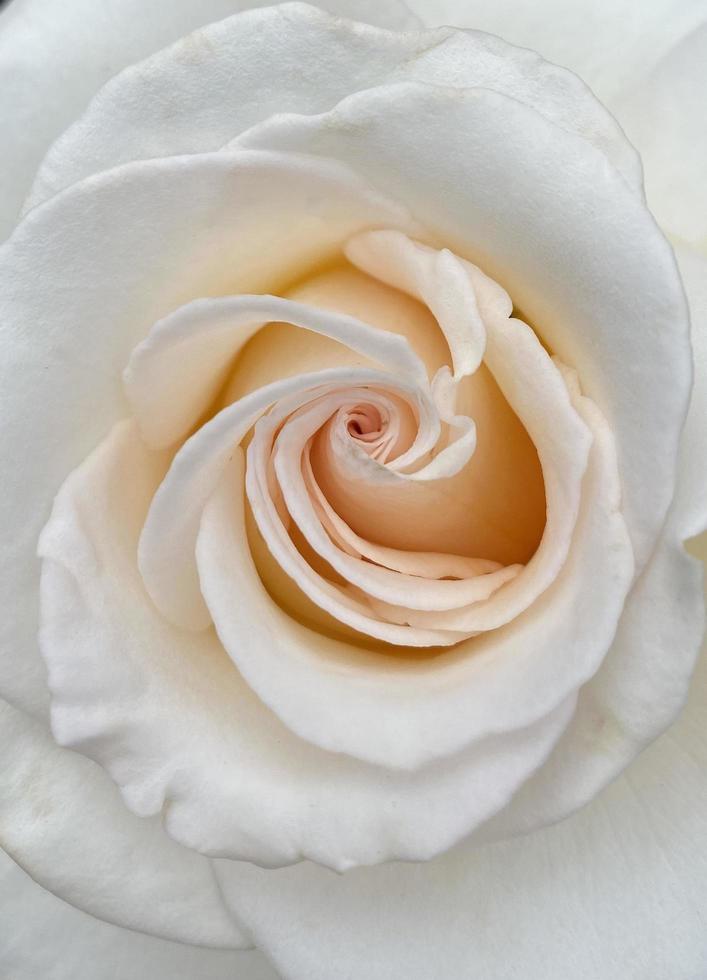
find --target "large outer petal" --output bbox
[216,610,707,979]
[671,243,707,539]
[0,0,418,238]
[0,147,412,717]
[406,0,707,248]
[24,3,641,211]
[405,0,706,104]
[0,697,247,948]
[0,849,278,980]
[612,25,707,250]
[238,82,691,572]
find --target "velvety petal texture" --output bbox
[0,698,246,948]
[1,1,704,975]
[0,0,418,237]
[215,618,707,980]
[23,3,641,212]
[0,851,278,980]
[37,421,578,868]
[407,0,707,247]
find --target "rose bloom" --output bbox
[1,0,706,977]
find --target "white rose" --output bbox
[1,2,705,979]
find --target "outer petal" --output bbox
[478,517,705,842]
[671,242,707,539]
[25,2,640,211]
[405,0,706,104]
[0,147,412,716]
[612,25,707,250]
[0,698,247,948]
[0,0,418,237]
[404,3,707,249]
[0,850,278,980]
[215,612,707,979]
[238,82,691,572]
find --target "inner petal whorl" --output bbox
[224,261,546,571]
[219,243,563,649]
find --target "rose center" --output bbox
[346,404,384,441]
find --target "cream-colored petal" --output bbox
[0,850,276,980]
[0,146,412,715]
[38,420,576,868]
[23,3,638,216]
[125,293,427,449]
[238,81,691,573]
[215,625,707,979]
[197,374,632,770]
[0,697,246,949]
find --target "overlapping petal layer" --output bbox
[23,3,641,213]
[0,0,419,237]
[236,80,692,573]
[0,698,247,948]
[0,0,702,970]
[0,850,278,980]
[215,622,707,979]
[39,221,635,834]
[38,421,579,868]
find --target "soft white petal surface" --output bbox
[25,3,641,211]
[0,699,245,947]
[0,850,278,980]
[672,242,707,539]
[612,24,707,250]
[216,607,707,979]
[237,82,691,572]
[481,517,705,841]
[405,0,706,105]
[0,0,418,237]
[38,421,577,868]
[0,147,411,716]
[403,2,707,248]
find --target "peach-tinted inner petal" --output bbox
[224,262,546,580]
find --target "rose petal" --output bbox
[347,230,492,379]
[478,244,704,836]
[224,263,546,566]
[196,371,632,770]
[139,352,433,631]
[481,516,705,841]
[612,25,707,250]
[670,242,707,540]
[39,421,576,867]
[0,147,412,715]
[125,293,428,450]
[261,394,515,611]
[0,698,245,948]
[0,850,278,980]
[215,626,707,978]
[237,81,691,572]
[24,3,639,214]
[405,0,705,105]
[308,233,591,633]
[0,0,418,236]
[241,386,493,642]
[302,450,505,578]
